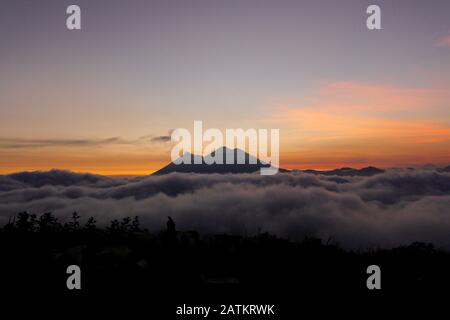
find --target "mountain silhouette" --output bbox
[153,147,288,175]
[301,166,384,176]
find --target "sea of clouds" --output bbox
[1,169,450,248]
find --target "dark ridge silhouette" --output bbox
[7,169,107,187]
[301,166,385,176]
[153,147,289,175]
[1,211,450,317]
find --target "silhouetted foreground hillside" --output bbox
[1,212,449,317]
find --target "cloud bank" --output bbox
[1,169,450,249]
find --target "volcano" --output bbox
[153,147,288,175]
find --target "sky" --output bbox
[1,0,450,174]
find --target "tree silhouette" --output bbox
[64,212,80,231]
[16,212,37,232]
[38,212,60,233]
[107,219,121,233]
[84,216,97,231]
[131,216,141,232]
[121,217,131,231]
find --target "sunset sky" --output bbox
[1,0,450,175]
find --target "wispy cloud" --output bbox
[0,132,177,149]
[150,136,171,143]
[436,35,450,47]
[313,81,449,112]
[144,130,174,144]
[0,137,132,149]
[271,80,450,168]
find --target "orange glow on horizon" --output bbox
[1,80,450,175]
